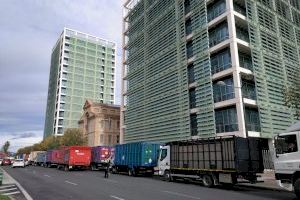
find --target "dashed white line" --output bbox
[65,181,78,186]
[44,174,51,178]
[110,195,125,200]
[163,190,201,200]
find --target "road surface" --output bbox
[1,166,297,200]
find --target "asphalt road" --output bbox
[1,166,297,200]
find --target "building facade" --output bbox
[121,0,300,143]
[78,100,120,146]
[44,28,116,138]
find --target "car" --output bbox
[2,159,11,166]
[12,159,25,168]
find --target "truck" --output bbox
[29,151,44,165]
[156,136,264,187]
[274,121,300,198]
[91,146,113,171]
[56,146,91,171]
[113,142,160,176]
[45,150,60,168]
[34,152,46,166]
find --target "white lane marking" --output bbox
[65,181,78,186]
[103,179,118,183]
[163,191,201,200]
[0,187,18,192]
[1,167,34,200]
[44,174,51,178]
[2,191,21,195]
[110,195,125,200]
[0,185,16,189]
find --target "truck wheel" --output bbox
[202,175,214,187]
[294,178,300,199]
[164,171,172,182]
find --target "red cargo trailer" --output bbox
[56,146,91,171]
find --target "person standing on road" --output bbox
[104,160,111,178]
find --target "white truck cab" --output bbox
[274,130,300,198]
[156,146,170,177]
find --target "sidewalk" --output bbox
[238,170,283,191]
[0,167,32,200]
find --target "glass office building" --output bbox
[44,28,116,138]
[121,0,299,143]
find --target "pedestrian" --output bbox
[104,160,111,178]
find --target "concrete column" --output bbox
[226,0,246,137]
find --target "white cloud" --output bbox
[0,0,123,151]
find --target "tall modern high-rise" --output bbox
[44,28,116,138]
[121,0,300,143]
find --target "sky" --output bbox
[0,0,123,152]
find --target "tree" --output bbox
[60,128,87,146]
[41,136,61,150]
[2,141,10,153]
[283,71,300,119]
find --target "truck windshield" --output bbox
[276,134,298,154]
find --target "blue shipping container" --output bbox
[114,142,160,168]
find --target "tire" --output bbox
[294,178,300,199]
[164,171,172,182]
[202,174,214,188]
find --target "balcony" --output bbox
[184,0,191,15]
[188,64,195,84]
[209,22,229,47]
[185,18,192,35]
[186,41,194,59]
[239,52,253,71]
[207,0,226,22]
[189,88,196,109]
[213,78,235,102]
[245,108,261,132]
[236,26,250,43]
[215,107,239,133]
[210,48,231,74]
[233,1,246,16]
[242,80,256,100]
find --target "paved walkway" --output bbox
[238,170,283,191]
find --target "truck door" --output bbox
[157,146,170,176]
[275,132,300,175]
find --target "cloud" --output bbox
[0,0,123,151]
[10,132,37,140]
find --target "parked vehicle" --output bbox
[156,136,264,187]
[56,146,91,171]
[45,150,60,168]
[113,142,160,176]
[29,151,44,165]
[274,123,300,198]
[34,152,46,166]
[12,159,25,168]
[1,159,11,166]
[91,146,113,171]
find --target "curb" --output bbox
[237,183,285,192]
[0,168,33,200]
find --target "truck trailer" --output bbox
[274,122,300,199]
[29,151,45,165]
[91,146,113,171]
[113,142,160,176]
[45,150,60,168]
[56,146,91,171]
[34,152,46,166]
[156,136,264,187]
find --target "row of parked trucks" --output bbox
[25,133,300,199]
